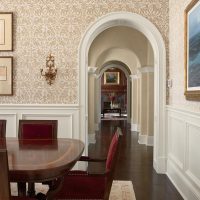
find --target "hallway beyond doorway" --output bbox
[88,120,183,200]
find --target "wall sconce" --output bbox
[40,53,57,85]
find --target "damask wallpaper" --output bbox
[0,0,168,104]
[169,0,200,111]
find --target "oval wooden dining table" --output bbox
[2,138,84,198]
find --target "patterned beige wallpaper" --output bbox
[169,0,200,111]
[0,0,168,104]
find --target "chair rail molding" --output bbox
[79,11,166,173]
[166,105,200,200]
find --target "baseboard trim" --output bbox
[88,133,96,144]
[138,133,154,146]
[95,123,99,131]
[131,123,138,131]
[167,159,200,200]
[153,157,167,174]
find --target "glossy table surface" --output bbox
[1,138,84,182]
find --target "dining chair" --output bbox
[18,120,57,139]
[0,120,6,138]
[51,131,120,200]
[0,147,36,200]
[18,120,58,197]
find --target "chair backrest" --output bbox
[104,131,120,200]
[0,120,6,138]
[106,132,120,172]
[18,120,57,139]
[0,147,11,200]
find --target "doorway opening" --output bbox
[101,67,127,120]
[98,61,131,122]
[79,12,166,173]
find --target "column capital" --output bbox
[137,66,154,73]
[88,66,97,74]
[130,74,141,80]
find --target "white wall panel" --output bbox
[0,113,17,137]
[167,106,200,200]
[186,125,200,186]
[0,104,79,139]
[168,116,185,169]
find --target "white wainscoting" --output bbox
[0,104,80,139]
[166,106,200,200]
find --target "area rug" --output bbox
[110,181,136,200]
[11,180,136,200]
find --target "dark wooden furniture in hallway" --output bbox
[88,120,183,200]
[102,108,121,117]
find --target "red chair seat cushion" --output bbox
[54,172,106,199]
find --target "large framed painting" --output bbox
[0,12,13,51]
[185,0,200,100]
[104,72,120,85]
[0,57,13,95]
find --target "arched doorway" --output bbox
[97,61,131,123]
[79,12,166,173]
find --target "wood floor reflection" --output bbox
[88,120,183,200]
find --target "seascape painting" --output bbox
[188,1,200,90]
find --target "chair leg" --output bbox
[28,182,35,197]
[17,182,26,197]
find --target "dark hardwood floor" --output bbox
[88,120,183,200]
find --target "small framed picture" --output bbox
[104,72,120,85]
[0,57,13,95]
[0,12,13,51]
[185,0,200,100]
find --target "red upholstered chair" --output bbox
[18,120,57,140]
[18,120,58,197]
[0,147,36,200]
[0,120,6,138]
[51,131,120,200]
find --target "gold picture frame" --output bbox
[104,72,120,85]
[0,57,13,95]
[184,0,200,100]
[0,12,13,51]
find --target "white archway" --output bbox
[79,12,166,173]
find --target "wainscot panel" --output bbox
[166,106,200,200]
[0,104,79,139]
